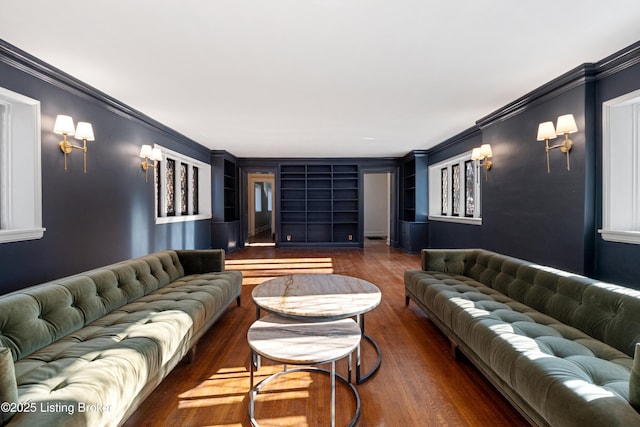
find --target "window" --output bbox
[255,183,262,212]
[600,89,640,244]
[429,150,482,225]
[0,87,45,243]
[154,145,211,224]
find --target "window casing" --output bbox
[0,87,45,243]
[600,89,640,244]
[154,145,211,224]
[428,151,482,225]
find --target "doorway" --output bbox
[247,173,275,245]
[363,172,391,245]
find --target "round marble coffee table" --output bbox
[252,274,382,384]
[248,315,361,427]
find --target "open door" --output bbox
[363,172,391,245]
[248,173,275,245]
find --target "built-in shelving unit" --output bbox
[211,151,240,252]
[402,158,416,222]
[223,159,239,221]
[399,151,428,253]
[279,163,360,247]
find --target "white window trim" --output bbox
[0,87,45,243]
[428,151,482,226]
[154,144,212,225]
[600,89,640,244]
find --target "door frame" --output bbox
[247,173,275,237]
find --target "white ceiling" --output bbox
[2,1,640,158]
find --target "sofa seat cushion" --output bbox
[406,269,639,427]
[138,271,242,330]
[11,309,193,427]
[8,270,241,427]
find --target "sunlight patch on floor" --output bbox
[257,416,309,427]
[225,257,334,285]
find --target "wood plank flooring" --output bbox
[123,241,528,426]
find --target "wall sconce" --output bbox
[54,115,95,173]
[471,143,493,181]
[140,145,163,182]
[536,114,577,173]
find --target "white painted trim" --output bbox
[428,150,482,220]
[601,89,640,244]
[154,144,212,225]
[0,228,46,243]
[156,214,212,225]
[598,229,640,244]
[0,87,44,244]
[429,215,482,225]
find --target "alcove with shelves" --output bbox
[279,163,360,247]
[399,151,428,252]
[211,150,240,251]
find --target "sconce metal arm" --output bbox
[140,158,159,182]
[59,134,89,173]
[544,134,573,173]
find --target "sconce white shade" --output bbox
[537,121,557,140]
[54,115,75,135]
[74,122,95,141]
[479,144,493,158]
[471,143,493,180]
[151,147,163,162]
[556,114,578,135]
[140,144,153,158]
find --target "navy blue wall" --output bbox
[4,39,640,295]
[425,42,640,289]
[428,128,483,249]
[0,45,212,295]
[480,82,594,275]
[426,72,597,276]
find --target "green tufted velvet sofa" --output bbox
[0,249,242,427]
[404,248,640,427]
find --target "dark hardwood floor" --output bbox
[123,240,528,426]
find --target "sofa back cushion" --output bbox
[463,249,640,357]
[0,250,185,361]
[0,285,86,362]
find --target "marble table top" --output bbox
[252,274,381,319]
[247,314,361,364]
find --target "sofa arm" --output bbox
[421,249,476,274]
[176,249,226,275]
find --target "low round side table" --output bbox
[252,273,382,384]
[247,315,361,427]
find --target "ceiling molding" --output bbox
[428,126,482,156]
[595,40,640,80]
[0,39,207,155]
[476,64,598,130]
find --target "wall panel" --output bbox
[0,46,211,295]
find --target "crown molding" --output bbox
[427,125,481,156]
[0,39,207,155]
[476,64,597,129]
[595,40,640,80]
